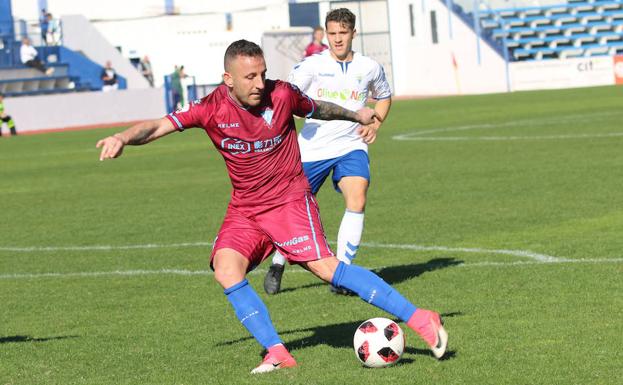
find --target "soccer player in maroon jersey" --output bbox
[304,26,328,57]
[96,40,447,374]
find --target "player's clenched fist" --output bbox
[96,134,125,161]
[355,107,380,126]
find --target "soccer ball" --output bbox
[353,317,405,368]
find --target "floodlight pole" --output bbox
[165,0,175,15]
[446,0,454,39]
[501,20,511,92]
[472,0,482,65]
[38,0,47,13]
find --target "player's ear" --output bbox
[352,28,357,39]
[223,72,233,88]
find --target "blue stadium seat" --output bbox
[480,0,623,61]
[0,42,116,96]
[0,75,74,96]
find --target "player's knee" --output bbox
[213,262,247,288]
[304,257,339,282]
[214,269,244,289]
[345,194,366,212]
[212,248,249,288]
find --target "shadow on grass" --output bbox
[219,317,460,362]
[278,258,463,294]
[373,257,463,285]
[0,335,79,344]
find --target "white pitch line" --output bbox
[393,133,623,142]
[392,110,623,142]
[0,242,213,252]
[1,258,623,280]
[0,269,213,280]
[458,258,623,268]
[0,241,562,262]
[360,242,564,262]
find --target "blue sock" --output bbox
[332,262,417,322]
[224,279,282,349]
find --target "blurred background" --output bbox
[1,0,621,133]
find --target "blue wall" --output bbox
[59,46,127,90]
[0,0,15,67]
[289,2,321,28]
[0,0,14,35]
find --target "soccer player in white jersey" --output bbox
[265,8,392,295]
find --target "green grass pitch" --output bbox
[1,85,622,384]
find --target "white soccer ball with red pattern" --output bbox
[353,317,405,368]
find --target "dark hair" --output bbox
[325,8,356,30]
[224,39,264,70]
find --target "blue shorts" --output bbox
[302,150,370,194]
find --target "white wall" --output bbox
[11,0,287,21]
[4,88,166,132]
[61,15,151,89]
[92,6,290,86]
[12,1,291,87]
[389,0,508,96]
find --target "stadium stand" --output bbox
[0,10,126,97]
[475,0,623,61]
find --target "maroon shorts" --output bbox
[210,192,334,271]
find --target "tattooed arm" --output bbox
[310,100,379,126]
[96,117,176,161]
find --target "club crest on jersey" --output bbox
[261,108,273,126]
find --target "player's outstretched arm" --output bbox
[311,100,379,126]
[96,117,176,161]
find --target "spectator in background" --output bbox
[20,37,54,75]
[46,13,61,46]
[0,93,17,137]
[170,65,185,110]
[139,56,154,87]
[179,66,191,107]
[39,9,49,45]
[101,61,118,91]
[304,26,328,57]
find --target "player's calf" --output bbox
[328,260,449,359]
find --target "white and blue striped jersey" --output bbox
[288,49,392,162]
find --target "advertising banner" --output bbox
[510,57,615,91]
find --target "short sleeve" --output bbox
[369,62,392,100]
[165,100,203,131]
[285,82,317,118]
[287,58,314,93]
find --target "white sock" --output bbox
[336,210,365,265]
[271,249,286,265]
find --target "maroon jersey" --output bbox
[166,80,317,211]
[304,42,328,57]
